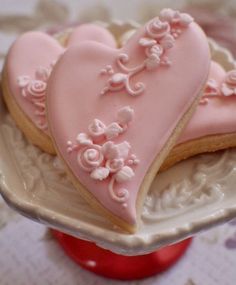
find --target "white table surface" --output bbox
[1,1,236,284]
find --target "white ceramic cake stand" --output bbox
[0,22,236,280]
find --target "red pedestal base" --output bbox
[52,230,192,280]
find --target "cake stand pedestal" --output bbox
[52,229,192,280]
[0,25,236,283]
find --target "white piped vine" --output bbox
[67,106,139,207]
[200,69,236,104]
[17,61,56,130]
[100,8,193,97]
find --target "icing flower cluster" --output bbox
[67,106,139,207]
[200,79,219,104]
[65,9,194,208]
[221,70,236,96]
[17,62,55,130]
[200,69,236,104]
[100,8,193,97]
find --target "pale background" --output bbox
[1,1,236,284]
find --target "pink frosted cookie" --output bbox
[46,9,210,232]
[162,61,236,170]
[2,24,116,154]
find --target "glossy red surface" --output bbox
[52,229,192,280]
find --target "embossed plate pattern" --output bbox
[0,23,236,255]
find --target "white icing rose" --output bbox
[160,8,175,22]
[150,44,163,56]
[18,75,30,88]
[106,158,124,173]
[145,53,160,70]
[102,141,119,160]
[88,119,106,138]
[116,141,131,159]
[76,133,93,146]
[145,44,163,58]
[27,80,46,98]
[35,66,50,82]
[206,79,218,90]
[90,167,109,181]
[102,141,130,160]
[139,37,157,47]
[179,13,194,27]
[146,18,170,39]
[204,79,218,96]
[160,34,175,50]
[77,145,104,171]
[225,70,236,86]
[221,70,236,96]
[115,166,135,183]
[160,8,193,27]
[105,122,123,140]
[117,106,134,125]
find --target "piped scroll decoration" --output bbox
[18,61,56,130]
[100,9,194,97]
[67,106,139,208]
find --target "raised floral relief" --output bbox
[100,8,193,97]
[142,151,228,221]
[17,62,55,130]
[67,106,139,207]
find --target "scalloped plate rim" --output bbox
[0,22,236,255]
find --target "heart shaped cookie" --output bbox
[2,24,116,154]
[163,61,236,170]
[47,9,210,232]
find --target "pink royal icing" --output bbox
[6,24,117,133]
[47,9,210,226]
[178,62,236,144]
